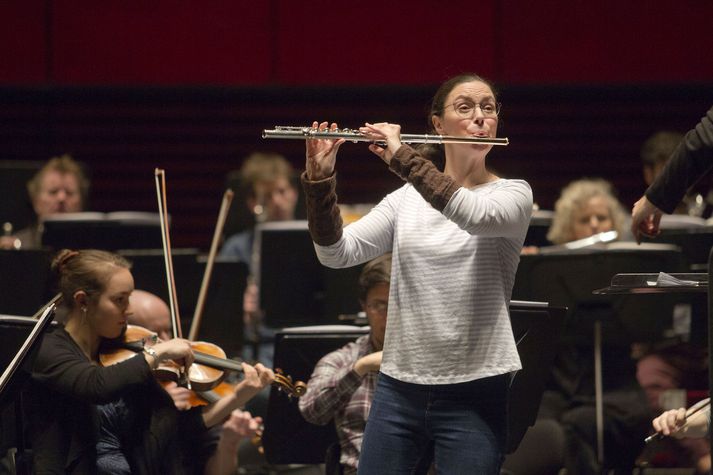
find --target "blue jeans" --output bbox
[358,372,509,475]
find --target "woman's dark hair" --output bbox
[417,73,498,170]
[52,249,131,310]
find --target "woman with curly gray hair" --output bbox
[547,178,627,245]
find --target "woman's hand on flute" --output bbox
[359,122,402,165]
[306,121,345,180]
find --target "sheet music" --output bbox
[647,271,706,287]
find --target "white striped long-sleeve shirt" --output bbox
[315,177,533,385]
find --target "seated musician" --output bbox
[299,254,431,475]
[0,154,88,250]
[521,178,628,254]
[505,178,650,475]
[24,249,273,474]
[219,152,300,369]
[636,343,710,473]
[120,289,261,473]
[220,152,299,264]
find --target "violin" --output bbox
[151,169,306,401]
[99,324,306,398]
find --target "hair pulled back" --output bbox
[51,249,131,310]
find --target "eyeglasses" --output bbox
[366,301,388,314]
[444,100,501,119]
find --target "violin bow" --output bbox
[188,189,234,341]
[154,169,192,387]
[154,169,182,340]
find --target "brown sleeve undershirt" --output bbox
[388,144,459,211]
[301,171,344,246]
[300,145,459,246]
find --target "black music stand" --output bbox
[262,326,369,465]
[261,301,565,465]
[595,268,713,461]
[41,212,163,251]
[513,247,690,466]
[0,249,52,316]
[0,306,56,475]
[255,221,368,327]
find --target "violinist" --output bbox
[650,401,711,474]
[24,249,274,474]
[122,289,263,474]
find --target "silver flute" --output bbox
[262,126,509,146]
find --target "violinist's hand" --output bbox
[354,351,382,377]
[233,362,275,406]
[163,381,193,411]
[152,338,195,368]
[219,409,263,450]
[359,122,402,165]
[631,195,663,244]
[305,121,345,180]
[653,407,687,438]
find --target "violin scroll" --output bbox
[273,369,307,398]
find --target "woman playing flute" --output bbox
[300,73,532,474]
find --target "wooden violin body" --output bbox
[100,324,306,397]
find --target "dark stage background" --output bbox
[1,1,712,248]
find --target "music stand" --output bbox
[0,305,57,474]
[255,221,367,327]
[41,212,164,250]
[642,227,713,270]
[512,247,689,465]
[262,325,369,465]
[261,301,565,464]
[507,301,566,453]
[254,221,325,328]
[0,250,52,316]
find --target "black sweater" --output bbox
[24,326,206,474]
[645,106,713,213]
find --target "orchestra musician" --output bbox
[301,73,532,474]
[299,254,424,475]
[0,154,88,250]
[219,152,300,369]
[546,178,628,245]
[24,249,273,474]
